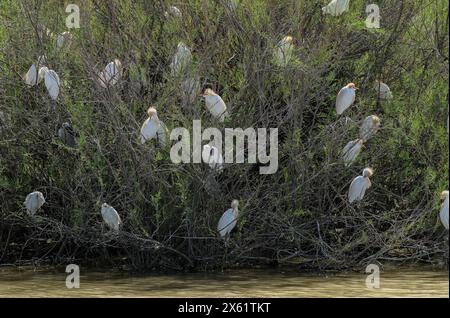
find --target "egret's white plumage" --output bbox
[24,55,47,87]
[348,168,373,203]
[374,81,392,99]
[24,191,45,216]
[336,83,357,115]
[98,59,123,88]
[140,107,166,146]
[39,67,60,100]
[360,115,381,142]
[58,122,76,148]
[342,139,364,167]
[202,144,224,171]
[170,42,192,75]
[217,200,239,238]
[322,0,350,16]
[201,88,229,122]
[164,6,182,18]
[56,31,72,50]
[274,36,294,67]
[440,191,449,230]
[101,203,122,231]
[181,77,200,107]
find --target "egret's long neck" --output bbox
[233,207,238,218]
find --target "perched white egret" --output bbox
[156,121,169,147]
[24,191,45,216]
[164,6,182,18]
[101,203,122,232]
[217,200,239,238]
[348,168,373,203]
[360,115,381,142]
[440,191,449,230]
[56,31,72,50]
[170,42,192,75]
[202,144,224,171]
[181,76,201,107]
[140,107,167,146]
[98,59,123,88]
[374,80,392,99]
[336,83,358,115]
[322,0,350,16]
[274,36,294,67]
[342,139,364,167]
[39,67,60,100]
[201,88,229,122]
[58,122,76,148]
[24,55,47,87]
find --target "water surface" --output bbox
[0,266,448,298]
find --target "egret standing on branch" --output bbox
[201,88,229,122]
[23,55,47,87]
[56,31,72,50]
[101,203,122,232]
[336,83,358,115]
[274,36,294,67]
[140,106,167,146]
[170,42,192,75]
[322,0,350,16]
[24,191,45,216]
[39,67,60,101]
[218,200,239,239]
[348,168,373,203]
[97,59,123,88]
[374,80,392,100]
[342,139,364,167]
[360,115,381,142]
[440,191,449,230]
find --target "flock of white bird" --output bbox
[19,2,449,242]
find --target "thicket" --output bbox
[0,0,448,272]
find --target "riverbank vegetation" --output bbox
[0,0,448,272]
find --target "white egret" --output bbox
[374,80,392,99]
[101,203,122,232]
[140,107,166,146]
[156,121,169,147]
[274,36,294,67]
[170,42,192,75]
[58,122,76,148]
[336,83,358,115]
[202,144,224,172]
[164,6,182,18]
[322,0,350,16]
[98,59,123,88]
[23,55,47,87]
[201,88,229,122]
[24,191,45,216]
[440,191,449,230]
[227,0,239,11]
[181,76,201,107]
[39,67,60,100]
[217,200,239,238]
[360,115,381,142]
[56,31,72,50]
[342,139,364,167]
[348,168,373,203]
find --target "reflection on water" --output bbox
[0,266,448,298]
